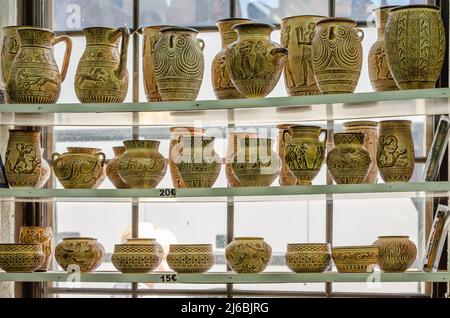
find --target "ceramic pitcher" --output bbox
[311,18,363,94]
[281,15,325,96]
[226,132,258,187]
[154,26,205,101]
[140,25,169,102]
[225,23,287,98]
[212,18,252,99]
[19,226,53,272]
[284,125,327,185]
[7,27,72,104]
[5,130,50,188]
[385,5,445,89]
[75,27,129,103]
[368,6,399,91]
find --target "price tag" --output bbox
[159,189,177,197]
[160,274,177,283]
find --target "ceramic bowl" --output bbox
[332,245,379,273]
[0,244,45,273]
[285,243,332,273]
[126,238,164,259]
[166,244,214,273]
[112,244,162,273]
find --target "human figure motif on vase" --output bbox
[374,46,392,82]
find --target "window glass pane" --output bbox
[236,0,329,23]
[335,0,428,23]
[139,0,230,27]
[54,0,134,31]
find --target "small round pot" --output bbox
[285,243,332,273]
[166,244,214,273]
[0,244,45,273]
[332,245,379,273]
[106,146,129,189]
[55,237,104,273]
[373,236,417,272]
[225,237,272,273]
[111,244,161,273]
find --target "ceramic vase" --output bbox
[75,27,129,103]
[373,236,417,272]
[176,136,221,188]
[7,27,72,104]
[5,130,50,188]
[377,120,415,182]
[0,244,44,273]
[167,244,214,273]
[111,244,161,273]
[343,121,379,183]
[212,18,252,99]
[277,124,297,186]
[154,26,204,101]
[368,6,399,91]
[106,146,129,189]
[285,243,332,273]
[19,226,52,272]
[231,138,280,187]
[140,25,169,102]
[225,22,288,98]
[226,132,258,187]
[332,245,379,273]
[169,127,205,188]
[284,125,327,185]
[225,237,272,273]
[117,140,167,189]
[385,5,445,89]
[327,132,371,184]
[281,15,325,96]
[55,237,104,273]
[52,147,106,189]
[312,18,364,94]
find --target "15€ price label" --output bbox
[160,274,177,283]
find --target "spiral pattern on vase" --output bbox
[335,27,360,68]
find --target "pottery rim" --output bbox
[388,4,440,12]
[66,147,102,154]
[231,22,277,31]
[317,17,357,26]
[160,26,198,34]
[288,124,323,130]
[332,245,380,250]
[170,127,206,134]
[127,238,157,242]
[61,237,97,241]
[282,15,327,21]
[343,121,378,128]
[0,243,41,247]
[20,226,51,230]
[379,119,412,125]
[233,237,264,241]
[138,25,172,33]
[377,235,410,239]
[287,243,330,247]
[170,244,212,247]
[16,26,55,35]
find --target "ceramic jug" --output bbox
[368,6,399,91]
[385,5,445,89]
[75,27,129,103]
[212,18,252,99]
[284,125,327,185]
[311,18,363,94]
[226,132,258,187]
[281,15,325,96]
[106,146,129,189]
[7,27,72,104]
[19,226,53,272]
[225,23,287,98]
[154,26,205,101]
[140,25,169,102]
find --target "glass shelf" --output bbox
[0,88,449,126]
[0,271,448,283]
[1,182,450,203]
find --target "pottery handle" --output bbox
[97,152,106,167]
[282,129,292,145]
[355,28,364,42]
[319,129,328,146]
[53,35,72,83]
[111,27,130,80]
[197,38,205,51]
[52,152,61,163]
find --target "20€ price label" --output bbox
[160,274,177,283]
[159,189,177,197]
